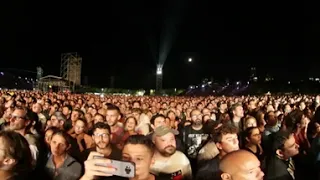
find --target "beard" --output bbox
[193,119,202,126]
[159,146,176,157]
[96,141,108,149]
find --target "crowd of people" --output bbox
[0,90,320,180]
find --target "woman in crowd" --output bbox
[45,130,82,180]
[242,127,265,162]
[71,119,94,152]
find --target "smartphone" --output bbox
[93,156,135,178]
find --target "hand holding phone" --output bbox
[80,152,116,180]
[93,155,135,178]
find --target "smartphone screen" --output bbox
[93,156,135,178]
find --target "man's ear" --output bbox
[216,142,222,150]
[152,136,156,144]
[3,158,16,166]
[151,157,155,166]
[151,124,155,130]
[245,137,250,143]
[221,172,232,180]
[276,149,284,158]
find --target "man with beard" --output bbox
[81,122,122,163]
[106,105,125,145]
[179,109,209,174]
[151,126,192,180]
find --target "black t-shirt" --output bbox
[180,125,209,159]
[80,145,122,163]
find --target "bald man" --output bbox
[219,150,264,180]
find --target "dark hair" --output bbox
[106,105,121,114]
[270,130,292,153]
[76,118,88,127]
[124,135,155,155]
[45,126,60,134]
[243,127,260,142]
[0,105,5,119]
[132,108,142,114]
[8,100,16,108]
[211,123,238,143]
[287,110,304,131]
[92,122,111,134]
[14,106,40,132]
[124,116,137,126]
[150,114,166,125]
[63,105,72,112]
[51,130,71,146]
[94,113,105,120]
[166,110,176,117]
[0,130,33,176]
[72,109,84,118]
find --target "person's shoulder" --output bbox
[200,156,220,170]
[25,133,38,145]
[173,150,189,159]
[182,125,192,131]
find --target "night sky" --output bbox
[1,1,319,89]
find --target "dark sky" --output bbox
[1,1,319,89]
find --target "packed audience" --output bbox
[0,90,320,180]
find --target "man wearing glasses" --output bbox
[81,122,122,163]
[9,106,39,167]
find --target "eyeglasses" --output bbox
[93,133,109,138]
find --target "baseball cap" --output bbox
[153,126,179,137]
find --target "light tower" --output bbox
[36,67,43,80]
[60,52,82,92]
[36,67,43,89]
[156,64,163,92]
